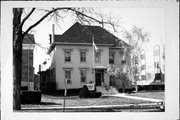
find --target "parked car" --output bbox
[156,101,165,111]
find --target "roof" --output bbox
[48,22,129,54]
[23,34,35,44]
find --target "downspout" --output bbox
[28,48,29,91]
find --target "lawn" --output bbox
[129,91,164,100]
[22,94,154,107]
[21,91,165,111]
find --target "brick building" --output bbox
[21,34,35,91]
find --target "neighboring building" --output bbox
[136,39,165,88]
[40,22,130,91]
[21,34,36,91]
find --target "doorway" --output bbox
[95,70,104,86]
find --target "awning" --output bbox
[94,66,107,69]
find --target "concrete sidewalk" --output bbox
[103,93,163,102]
[21,102,158,110]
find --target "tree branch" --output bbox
[23,7,119,36]
[20,8,36,29]
[23,7,72,36]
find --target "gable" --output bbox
[23,34,35,44]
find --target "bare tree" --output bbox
[13,7,119,110]
[123,26,150,92]
[107,47,132,93]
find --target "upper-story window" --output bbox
[95,51,101,63]
[109,51,115,64]
[80,49,87,63]
[140,53,145,60]
[64,49,72,62]
[134,55,138,65]
[153,45,160,73]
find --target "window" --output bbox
[95,51,101,63]
[80,69,87,83]
[154,62,160,68]
[140,54,145,59]
[80,50,86,62]
[109,52,115,64]
[134,56,138,65]
[141,75,146,80]
[64,69,72,84]
[64,49,72,62]
[154,45,160,57]
[141,64,146,70]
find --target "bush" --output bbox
[21,91,41,104]
[79,85,91,98]
[90,92,102,98]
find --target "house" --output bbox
[40,22,131,92]
[21,34,36,91]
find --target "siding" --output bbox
[55,45,110,89]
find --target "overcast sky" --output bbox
[26,7,164,73]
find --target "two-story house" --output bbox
[42,22,130,92]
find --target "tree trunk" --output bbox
[122,81,125,93]
[135,82,138,92]
[13,8,24,110]
[13,35,23,110]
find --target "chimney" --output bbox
[39,65,41,72]
[52,24,55,43]
[49,34,52,44]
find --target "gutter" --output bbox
[47,42,116,54]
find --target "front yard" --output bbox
[129,91,164,100]
[21,91,164,110]
[40,94,153,107]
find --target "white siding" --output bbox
[54,45,112,89]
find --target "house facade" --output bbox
[21,34,35,91]
[135,38,165,88]
[43,22,130,90]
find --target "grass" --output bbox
[43,95,154,107]
[21,94,154,109]
[21,91,165,111]
[129,91,164,100]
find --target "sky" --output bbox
[24,7,165,74]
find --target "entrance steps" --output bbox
[96,86,119,95]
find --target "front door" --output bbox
[95,70,104,86]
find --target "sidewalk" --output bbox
[103,93,163,102]
[21,102,158,110]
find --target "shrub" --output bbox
[90,92,102,98]
[79,85,91,98]
[21,91,41,104]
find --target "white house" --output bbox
[42,22,130,91]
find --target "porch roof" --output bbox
[94,66,107,69]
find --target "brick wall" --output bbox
[21,49,34,89]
